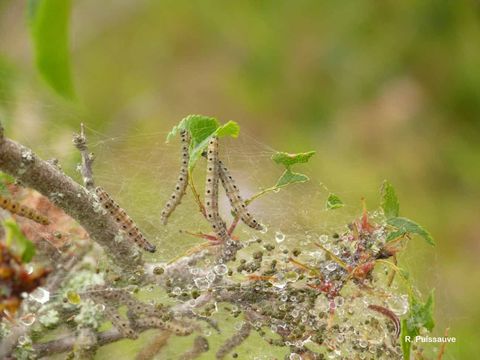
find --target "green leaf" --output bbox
[184,115,220,146]
[381,180,399,218]
[28,0,74,98]
[166,115,240,170]
[216,120,240,138]
[271,151,315,168]
[2,219,36,262]
[275,169,309,188]
[386,229,407,242]
[387,217,435,246]
[401,290,435,359]
[326,193,344,210]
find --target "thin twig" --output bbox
[72,123,95,190]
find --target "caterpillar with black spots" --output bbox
[161,130,190,225]
[205,136,229,242]
[218,159,263,231]
[94,187,156,253]
[0,194,50,225]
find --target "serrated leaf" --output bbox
[387,217,435,246]
[271,151,315,168]
[188,119,239,170]
[2,219,36,262]
[216,121,240,138]
[185,115,220,146]
[275,169,309,188]
[326,193,344,210]
[165,115,240,170]
[165,116,192,143]
[28,0,74,99]
[381,180,399,218]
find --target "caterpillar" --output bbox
[104,305,138,339]
[88,286,160,317]
[205,137,229,242]
[136,318,193,336]
[94,187,156,253]
[0,194,50,225]
[218,159,263,231]
[161,130,190,225]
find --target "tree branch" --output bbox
[0,122,143,272]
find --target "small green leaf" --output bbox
[166,115,240,170]
[28,0,74,98]
[2,219,36,262]
[381,180,399,218]
[185,115,220,146]
[271,151,315,168]
[216,120,240,138]
[387,217,435,246]
[326,193,344,210]
[165,116,193,143]
[401,290,435,360]
[275,169,309,188]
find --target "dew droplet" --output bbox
[25,265,34,275]
[17,336,29,345]
[206,271,216,282]
[19,313,36,326]
[275,231,285,243]
[194,278,210,290]
[319,234,329,243]
[325,262,337,272]
[30,287,50,304]
[172,287,182,296]
[285,271,299,283]
[213,264,228,276]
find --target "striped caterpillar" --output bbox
[161,130,190,225]
[218,159,263,231]
[94,187,156,253]
[88,286,160,317]
[205,137,229,242]
[0,194,50,225]
[104,305,138,339]
[136,317,193,336]
[87,286,192,338]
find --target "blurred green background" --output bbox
[1,1,479,359]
